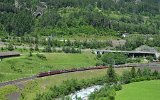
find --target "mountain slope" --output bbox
[0,0,159,36]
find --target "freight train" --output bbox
[37,66,109,77]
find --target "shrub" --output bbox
[35,77,105,100]
[126,58,141,63]
[36,53,47,60]
[43,45,52,52]
[62,47,81,53]
[7,43,14,51]
[121,71,132,84]
[114,84,122,91]
[106,66,117,84]
[101,53,127,65]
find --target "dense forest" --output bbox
[0,0,160,36]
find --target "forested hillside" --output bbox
[0,0,160,36]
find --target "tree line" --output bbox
[0,0,159,36]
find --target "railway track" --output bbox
[1,62,160,87]
[0,66,109,87]
[114,62,160,67]
[0,76,36,87]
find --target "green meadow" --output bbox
[0,52,97,82]
[5,68,128,100]
[116,80,160,100]
[1,69,106,100]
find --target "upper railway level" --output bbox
[93,45,160,59]
[93,50,160,59]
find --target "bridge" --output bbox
[93,50,160,59]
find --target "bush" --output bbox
[106,66,118,84]
[101,53,127,65]
[142,68,152,77]
[96,62,103,66]
[62,47,81,53]
[35,77,105,100]
[96,54,101,59]
[35,44,39,51]
[89,84,121,100]
[1,47,4,51]
[121,71,132,84]
[43,45,52,52]
[7,43,14,51]
[126,58,141,63]
[114,84,122,91]
[146,56,154,62]
[152,70,159,77]
[36,53,47,60]
[131,77,145,82]
[29,51,32,57]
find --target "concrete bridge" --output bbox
[93,50,160,59]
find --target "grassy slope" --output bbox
[21,68,129,100]
[21,69,107,100]
[0,52,97,82]
[0,67,129,100]
[116,80,160,100]
[0,85,18,100]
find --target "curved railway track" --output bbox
[0,66,109,87]
[1,62,159,87]
[0,76,36,87]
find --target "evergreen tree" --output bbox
[7,43,14,51]
[44,45,52,52]
[142,68,152,78]
[121,71,132,84]
[131,67,136,78]
[137,68,142,77]
[29,50,32,57]
[35,44,39,51]
[29,46,33,57]
[106,66,117,84]
[153,70,159,77]
[1,47,4,51]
